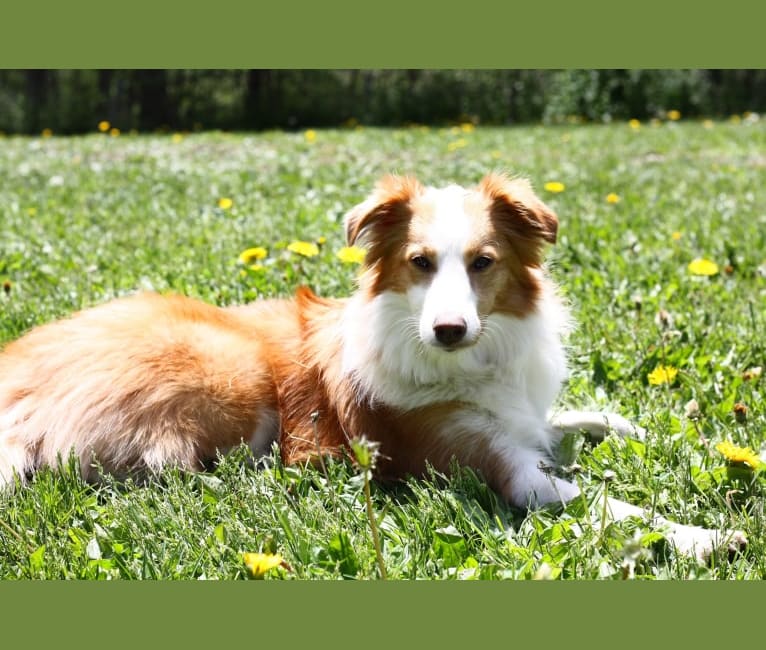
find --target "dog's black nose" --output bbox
[433,318,467,346]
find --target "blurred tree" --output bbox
[24,70,50,133]
[1,69,764,135]
[136,70,174,131]
[244,69,281,129]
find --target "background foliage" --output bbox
[2,69,766,135]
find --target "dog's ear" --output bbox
[479,172,558,245]
[344,175,423,246]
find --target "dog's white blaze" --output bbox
[409,186,482,345]
[411,255,480,345]
[421,185,474,246]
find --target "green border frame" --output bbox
[2,582,766,644]
[3,2,766,647]
[2,1,766,67]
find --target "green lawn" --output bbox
[0,119,764,579]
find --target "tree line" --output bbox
[1,70,764,135]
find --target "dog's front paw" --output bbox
[665,523,748,563]
[550,411,647,441]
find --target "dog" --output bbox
[0,172,745,561]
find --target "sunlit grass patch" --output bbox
[0,121,765,579]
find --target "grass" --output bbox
[0,118,764,579]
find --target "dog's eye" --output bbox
[410,255,433,271]
[471,255,494,271]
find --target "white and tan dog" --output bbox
[0,173,745,560]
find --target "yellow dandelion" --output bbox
[238,247,268,265]
[648,364,678,386]
[671,231,682,241]
[316,236,327,245]
[171,133,184,143]
[667,109,681,121]
[702,119,714,129]
[98,120,110,132]
[41,128,53,137]
[287,241,319,257]
[447,138,467,152]
[491,150,502,159]
[109,127,120,137]
[336,246,367,264]
[628,118,641,130]
[218,197,233,210]
[688,258,719,276]
[729,115,742,124]
[715,441,761,469]
[460,122,475,133]
[305,129,317,143]
[27,207,37,217]
[544,181,565,193]
[606,193,620,204]
[243,552,284,578]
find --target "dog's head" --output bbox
[344,172,558,352]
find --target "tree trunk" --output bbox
[24,70,49,134]
[136,70,172,131]
[244,69,272,129]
